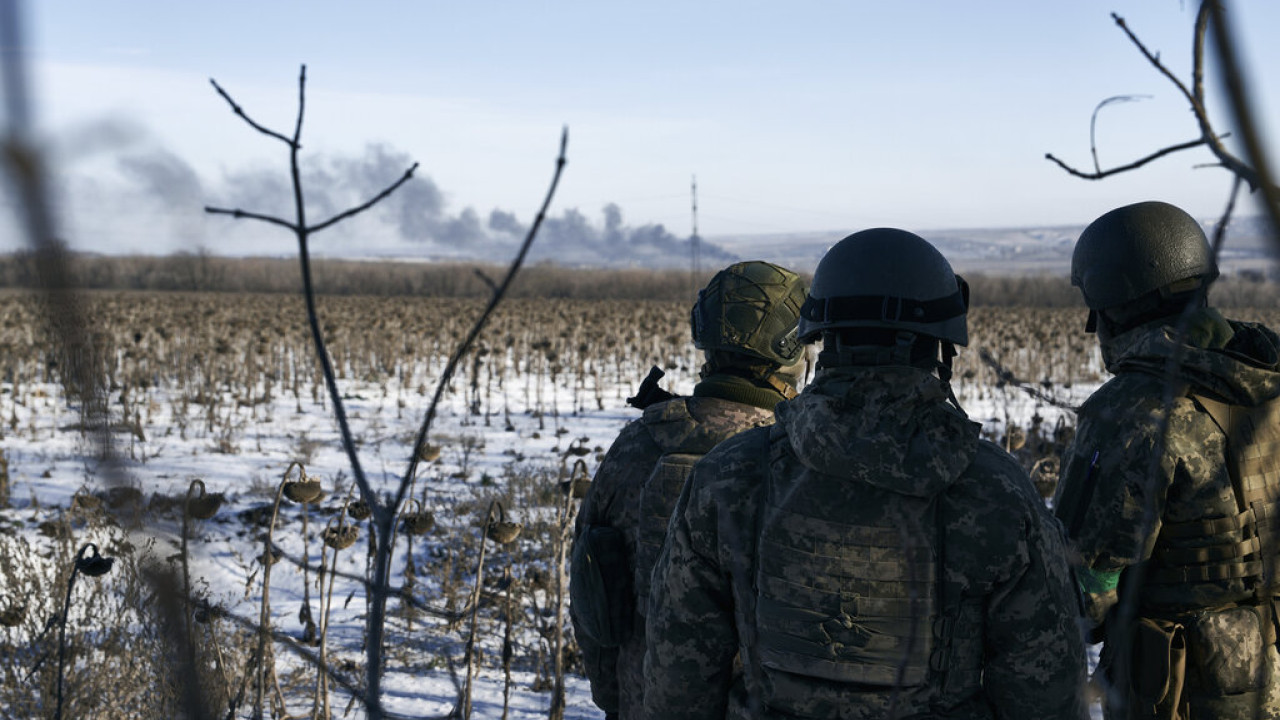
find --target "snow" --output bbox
[0,326,1101,718]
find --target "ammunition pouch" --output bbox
[1185,604,1270,698]
[1105,602,1278,719]
[1103,616,1187,719]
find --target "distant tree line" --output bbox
[0,251,1274,307]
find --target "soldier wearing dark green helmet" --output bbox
[1055,201,1280,719]
[644,228,1088,719]
[569,260,808,720]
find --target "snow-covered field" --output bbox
[0,293,1103,718]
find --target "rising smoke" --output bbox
[193,142,733,267]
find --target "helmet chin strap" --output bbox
[937,341,956,383]
[702,349,802,400]
[761,372,799,400]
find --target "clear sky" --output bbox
[3,1,1278,258]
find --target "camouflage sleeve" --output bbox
[643,451,740,720]
[982,495,1090,720]
[1052,379,1197,624]
[570,418,658,715]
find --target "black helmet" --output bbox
[798,228,968,346]
[1071,201,1218,311]
[690,261,807,367]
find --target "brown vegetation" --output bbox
[2,252,1277,307]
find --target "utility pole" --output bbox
[690,174,700,299]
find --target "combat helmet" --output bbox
[690,260,808,367]
[1072,201,1218,312]
[798,228,968,346]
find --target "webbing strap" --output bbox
[1149,559,1263,584]
[1158,508,1254,539]
[1157,536,1261,565]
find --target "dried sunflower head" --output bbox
[186,483,224,520]
[75,545,114,577]
[347,500,371,521]
[0,605,25,627]
[323,525,359,550]
[486,521,523,545]
[401,511,435,536]
[283,477,325,504]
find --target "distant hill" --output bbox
[711,216,1277,276]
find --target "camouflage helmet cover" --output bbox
[690,260,808,366]
[798,228,968,345]
[1071,200,1219,311]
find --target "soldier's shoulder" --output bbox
[952,440,1043,515]
[946,441,1065,570]
[643,395,772,454]
[700,424,772,466]
[686,395,774,430]
[613,413,660,445]
[1076,372,1199,440]
[683,425,772,491]
[1080,371,1181,417]
[593,415,665,476]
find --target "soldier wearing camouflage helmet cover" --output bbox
[1054,201,1280,719]
[568,260,808,720]
[644,228,1088,720]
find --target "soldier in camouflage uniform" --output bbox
[644,228,1088,720]
[570,260,809,720]
[1054,201,1280,719]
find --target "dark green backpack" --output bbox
[569,524,633,648]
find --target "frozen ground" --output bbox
[0,343,1100,718]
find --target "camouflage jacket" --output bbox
[570,380,776,718]
[644,366,1088,720]
[1055,314,1280,617]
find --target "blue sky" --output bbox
[3,1,1278,258]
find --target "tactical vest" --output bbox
[634,398,769,617]
[1111,392,1280,717]
[1148,392,1280,595]
[753,440,940,711]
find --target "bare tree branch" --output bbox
[1047,4,1267,190]
[364,125,570,720]
[399,126,570,508]
[1046,138,1208,181]
[1111,12,1199,109]
[976,349,1080,411]
[1091,95,1151,174]
[309,162,420,234]
[208,78,295,146]
[1207,1,1280,242]
[293,65,307,148]
[202,206,297,231]
[473,268,498,293]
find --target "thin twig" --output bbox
[976,349,1079,412]
[364,126,569,720]
[209,78,296,146]
[202,207,298,231]
[1045,138,1208,181]
[400,127,570,507]
[0,7,206,718]
[1047,4,1265,189]
[1090,95,1151,174]
[1207,1,1280,242]
[310,163,420,234]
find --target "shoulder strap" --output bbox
[742,428,784,718]
[927,489,953,701]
